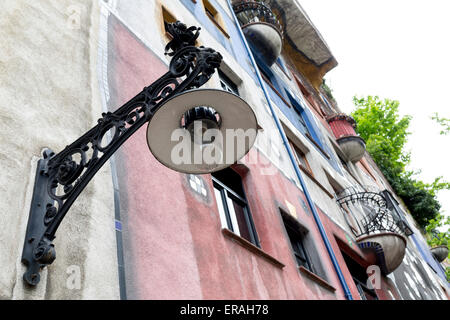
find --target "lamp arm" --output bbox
[22,22,222,286]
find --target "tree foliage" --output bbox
[425,214,450,280]
[351,96,449,229]
[425,214,450,247]
[431,113,450,135]
[321,79,335,103]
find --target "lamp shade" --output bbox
[147,88,258,174]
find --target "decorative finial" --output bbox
[164,21,201,56]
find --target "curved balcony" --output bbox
[430,245,449,263]
[327,114,366,163]
[232,0,283,66]
[336,186,410,274]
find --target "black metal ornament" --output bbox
[335,186,413,238]
[22,22,223,286]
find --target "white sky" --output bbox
[298,0,450,219]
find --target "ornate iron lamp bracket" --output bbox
[22,22,223,286]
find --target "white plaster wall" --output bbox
[0,0,118,299]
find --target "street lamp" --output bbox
[22,22,258,286]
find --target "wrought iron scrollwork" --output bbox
[232,0,283,36]
[22,22,223,286]
[335,186,411,238]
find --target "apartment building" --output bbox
[0,0,448,299]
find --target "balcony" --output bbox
[430,245,449,263]
[262,0,337,89]
[232,0,283,66]
[327,114,366,163]
[336,186,412,274]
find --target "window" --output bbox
[341,205,361,236]
[281,210,328,281]
[202,0,229,38]
[289,140,313,176]
[341,251,378,300]
[359,159,377,182]
[326,171,343,196]
[212,168,259,246]
[319,92,335,115]
[258,66,289,105]
[293,72,310,99]
[338,154,349,172]
[381,190,414,236]
[292,106,311,136]
[292,72,326,118]
[218,70,239,95]
[285,91,318,144]
[162,6,177,40]
[284,221,315,273]
[276,57,291,79]
[326,173,362,235]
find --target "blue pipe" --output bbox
[225,0,353,300]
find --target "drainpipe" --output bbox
[225,0,353,300]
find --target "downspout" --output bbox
[225,0,353,300]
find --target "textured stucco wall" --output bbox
[0,0,119,299]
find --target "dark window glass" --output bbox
[290,142,311,173]
[218,70,239,95]
[232,199,251,241]
[290,103,311,135]
[284,220,315,273]
[212,168,259,246]
[341,251,378,300]
[338,154,349,171]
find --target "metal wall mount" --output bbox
[22,149,56,285]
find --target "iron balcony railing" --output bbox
[232,0,283,36]
[336,186,413,238]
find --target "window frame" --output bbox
[275,57,291,80]
[289,140,313,177]
[202,0,230,38]
[291,69,326,118]
[292,106,312,137]
[285,224,315,272]
[282,214,316,274]
[354,278,378,300]
[218,69,239,96]
[340,250,378,300]
[257,66,293,109]
[359,159,378,182]
[161,6,177,41]
[212,172,260,247]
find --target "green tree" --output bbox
[431,113,450,135]
[425,214,450,281]
[351,96,449,229]
[425,214,450,248]
[352,96,411,173]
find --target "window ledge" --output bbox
[299,166,334,199]
[206,13,230,39]
[222,228,285,269]
[298,266,336,293]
